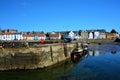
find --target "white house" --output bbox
[88,29,106,39]
[68,31,75,40]
[0,33,23,41]
[73,31,80,40]
[94,31,100,39]
[88,32,94,39]
[64,31,75,40]
[14,33,23,40]
[0,34,6,40]
[99,32,106,39]
[0,33,13,40]
[74,35,80,41]
[96,29,106,39]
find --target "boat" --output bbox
[71,47,88,63]
[71,47,83,59]
[71,43,89,60]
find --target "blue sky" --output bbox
[0,0,120,33]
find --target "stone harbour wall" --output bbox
[0,42,80,71]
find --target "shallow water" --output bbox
[0,43,120,80]
[60,43,120,80]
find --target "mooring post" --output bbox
[81,42,83,48]
[63,43,68,57]
[50,45,53,62]
[76,41,79,48]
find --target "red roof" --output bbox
[37,33,45,37]
[23,33,45,37]
[5,32,14,35]
[50,33,60,37]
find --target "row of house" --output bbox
[81,29,119,40]
[0,29,119,41]
[0,29,46,41]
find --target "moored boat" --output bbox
[71,47,83,59]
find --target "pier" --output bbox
[0,41,82,71]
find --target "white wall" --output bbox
[0,33,23,41]
[88,32,94,39]
[94,31,99,39]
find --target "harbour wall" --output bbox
[0,42,80,71]
[0,39,115,71]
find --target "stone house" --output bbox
[106,33,117,39]
[81,30,88,40]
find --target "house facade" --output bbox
[81,30,88,40]
[36,33,46,40]
[0,33,23,41]
[106,33,117,39]
[49,32,61,40]
[14,33,23,40]
[63,31,75,40]
[94,31,100,39]
[73,31,80,40]
[98,30,106,39]
[88,32,94,39]
[23,34,34,41]
[23,32,46,41]
[0,29,23,41]
[87,29,106,39]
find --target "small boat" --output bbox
[71,47,88,63]
[74,48,83,52]
[71,47,83,59]
[72,47,83,54]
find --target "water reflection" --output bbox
[66,43,120,80]
[70,43,117,63]
[88,50,100,56]
[0,53,40,70]
[71,51,88,64]
[111,50,117,54]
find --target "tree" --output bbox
[110,29,117,33]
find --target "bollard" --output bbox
[76,42,79,48]
[50,45,53,62]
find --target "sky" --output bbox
[0,0,120,33]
